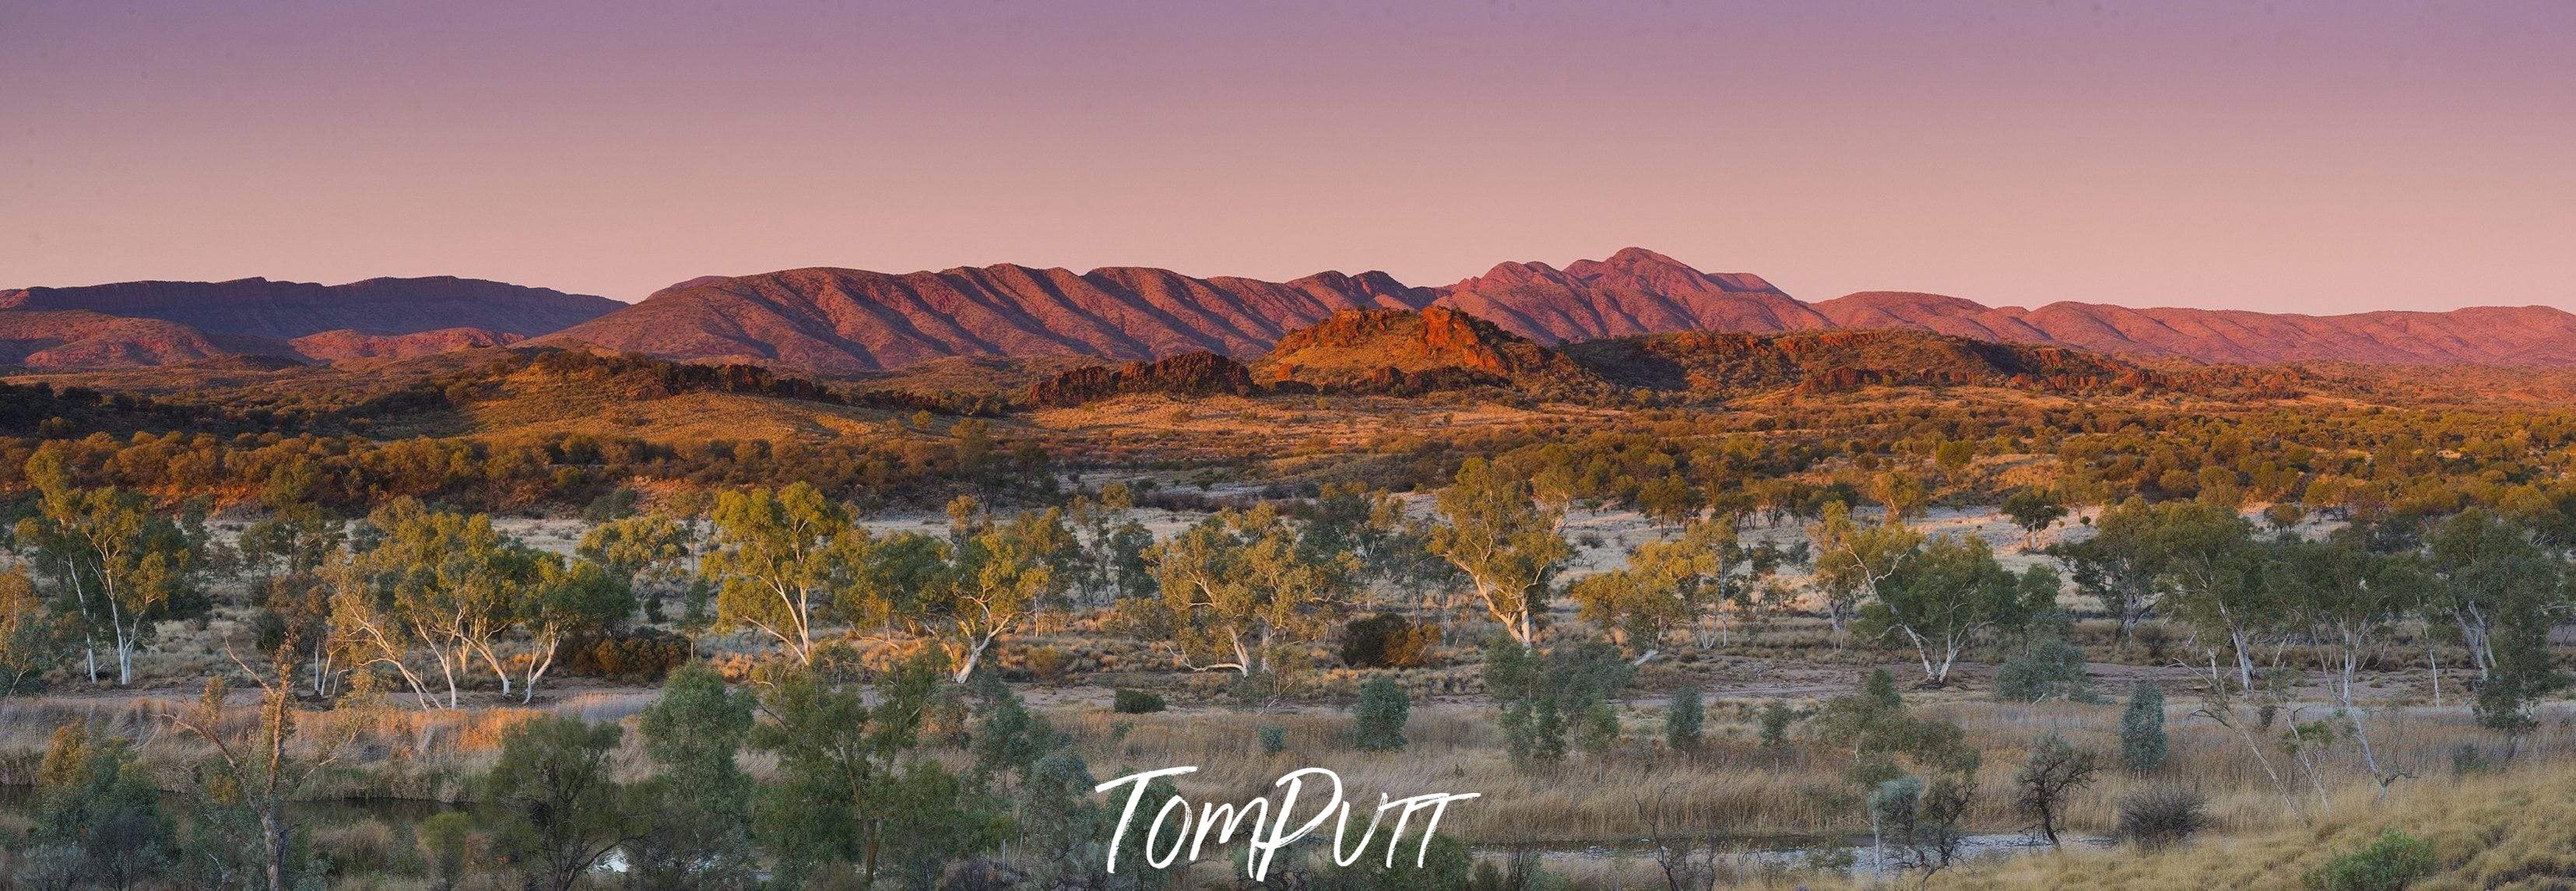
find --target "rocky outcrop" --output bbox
[1028,351,1260,407]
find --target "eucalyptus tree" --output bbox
[2148,500,2272,691]
[2049,496,2160,643]
[1427,458,1573,647]
[704,483,863,666]
[515,556,634,703]
[2425,508,2560,681]
[325,499,526,707]
[1861,534,2049,684]
[1147,503,1354,675]
[17,451,202,686]
[2270,531,2423,795]
[1569,517,1752,664]
[1808,500,1922,645]
[917,507,1075,682]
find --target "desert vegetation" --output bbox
[5,342,2576,889]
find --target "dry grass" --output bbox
[1041,695,2576,847]
[1948,759,2576,889]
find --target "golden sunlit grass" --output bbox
[1949,760,2576,889]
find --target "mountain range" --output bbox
[0,276,619,369]
[7,250,2572,373]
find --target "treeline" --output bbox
[0,417,1053,514]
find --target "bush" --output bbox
[2120,682,2169,772]
[1664,686,1704,752]
[1021,646,1072,684]
[1111,689,1165,714]
[1483,640,1633,765]
[2115,786,2208,851]
[1758,701,1798,749]
[561,627,692,682]
[1337,614,1441,668]
[1353,677,1411,752]
[2304,830,2436,891]
[1258,725,1288,756]
[1994,640,2098,703]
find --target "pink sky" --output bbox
[3,1,2570,312]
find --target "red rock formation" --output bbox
[1028,351,1260,406]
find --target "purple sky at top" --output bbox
[3,0,2570,311]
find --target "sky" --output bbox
[3,1,2571,312]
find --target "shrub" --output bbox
[1337,614,1441,668]
[1664,686,1705,752]
[1353,677,1411,752]
[1484,640,1633,764]
[2120,682,2169,772]
[1258,725,1288,756]
[2115,786,2208,851]
[1022,646,1072,684]
[1994,640,2098,703]
[2304,830,2436,891]
[1112,689,1165,714]
[562,627,692,682]
[1758,701,1798,749]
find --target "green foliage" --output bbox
[0,567,62,696]
[23,723,175,889]
[627,663,757,889]
[750,651,982,886]
[1664,686,1704,752]
[965,674,1170,889]
[1807,500,1922,641]
[1858,532,2044,683]
[417,812,476,891]
[1338,612,1441,668]
[1353,676,1411,752]
[1428,458,1573,646]
[1112,688,1166,714]
[2001,486,2068,547]
[479,715,629,891]
[2304,830,2437,891]
[2120,682,2170,772]
[704,482,863,665]
[1814,669,1980,790]
[1994,639,2099,703]
[1148,504,1357,676]
[1260,724,1289,756]
[1482,640,1632,765]
[1758,700,1798,749]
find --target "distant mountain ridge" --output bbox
[14,253,2574,373]
[0,276,617,370]
[542,248,2576,373]
[534,265,1433,376]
